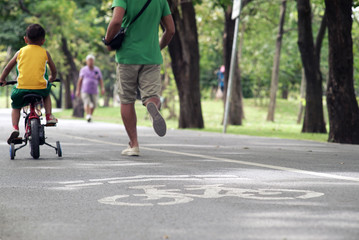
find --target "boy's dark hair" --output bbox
[26,24,45,43]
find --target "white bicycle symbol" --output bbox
[98,184,324,206]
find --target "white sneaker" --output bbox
[86,115,92,123]
[121,145,140,156]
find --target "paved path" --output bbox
[0,110,359,240]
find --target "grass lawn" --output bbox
[55,98,329,142]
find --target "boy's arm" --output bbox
[46,51,57,82]
[0,52,19,86]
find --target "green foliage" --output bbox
[195,2,224,89]
[0,1,28,50]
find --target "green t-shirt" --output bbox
[111,0,171,65]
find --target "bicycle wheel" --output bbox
[56,141,62,157]
[10,143,15,160]
[30,119,40,159]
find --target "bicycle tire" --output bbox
[56,141,62,157]
[10,143,15,160]
[30,119,40,159]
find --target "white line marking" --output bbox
[59,180,85,184]
[87,175,240,183]
[76,163,159,167]
[59,134,359,182]
[65,182,103,188]
[108,178,203,184]
[106,177,250,185]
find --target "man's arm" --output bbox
[105,7,126,50]
[160,15,175,50]
[46,51,57,82]
[0,52,19,86]
[76,76,83,97]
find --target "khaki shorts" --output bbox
[116,64,161,104]
[81,92,98,108]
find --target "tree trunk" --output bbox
[325,0,359,144]
[223,6,244,125]
[167,0,204,128]
[267,0,287,122]
[297,68,306,124]
[61,37,84,117]
[281,86,289,99]
[63,74,73,109]
[104,93,110,107]
[297,0,326,133]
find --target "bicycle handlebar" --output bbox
[4,79,61,86]
[5,81,17,85]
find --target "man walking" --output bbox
[76,54,105,122]
[104,0,175,156]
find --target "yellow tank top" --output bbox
[16,45,49,89]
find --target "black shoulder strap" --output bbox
[129,0,152,26]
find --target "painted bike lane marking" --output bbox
[52,175,324,206]
[98,184,324,207]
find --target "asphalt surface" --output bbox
[0,109,359,240]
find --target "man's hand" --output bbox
[76,90,81,98]
[106,45,113,51]
[101,88,105,95]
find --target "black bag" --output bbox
[103,0,152,50]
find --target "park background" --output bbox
[1,0,359,143]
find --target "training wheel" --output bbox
[56,141,62,157]
[10,143,15,160]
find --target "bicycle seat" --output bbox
[23,94,43,103]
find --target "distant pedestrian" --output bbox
[217,65,225,92]
[76,55,105,122]
[215,65,225,99]
[104,0,175,156]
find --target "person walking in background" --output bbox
[103,0,175,156]
[217,65,225,92]
[215,65,225,99]
[76,54,105,122]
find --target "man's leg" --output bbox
[89,94,97,116]
[82,93,92,122]
[121,103,138,148]
[117,64,141,155]
[139,65,166,137]
[144,97,161,109]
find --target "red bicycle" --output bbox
[6,80,62,160]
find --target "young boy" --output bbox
[0,24,58,144]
